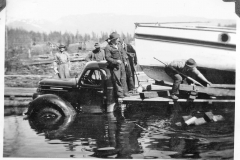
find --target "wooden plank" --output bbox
[139,92,159,99]
[208,84,235,89]
[4,87,36,97]
[120,95,235,103]
[179,84,235,97]
[155,80,173,86]
[142,84,171,91]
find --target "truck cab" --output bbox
[26,61,116,119]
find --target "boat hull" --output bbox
[135,24,236,84]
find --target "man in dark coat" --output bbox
[120,39,136,92]
[105,32,130,98]
[165,58,212,100]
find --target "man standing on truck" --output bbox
[105,32,130,98]
[53,44,71,79]
[165,58,212,100]
[120,39,137,92]
[85,43,105,62]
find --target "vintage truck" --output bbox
[26,61,118,119]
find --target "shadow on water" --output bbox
[24,102,235,159]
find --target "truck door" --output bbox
[78,68,107,113]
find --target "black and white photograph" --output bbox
[1,0,239,159]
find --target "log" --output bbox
[4,98,32,107]
[204,112,214,122]
[4,87,36,97]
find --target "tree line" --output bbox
[6,28,134,50]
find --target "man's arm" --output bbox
[195,69,212,85]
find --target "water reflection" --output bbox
[28,111,143,158]
[24,103,234,159]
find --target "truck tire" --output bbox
[37,107,62,119]
[36,107,63,128]
[27,94,76,119]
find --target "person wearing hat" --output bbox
[53,44,71,79]
[165,58,212,100]
[85,43,105,62]
[105,32,130,98]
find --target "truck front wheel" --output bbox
[37,107,62,119]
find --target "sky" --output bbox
[6,0,237,21]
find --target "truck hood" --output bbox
[39,78,78,88]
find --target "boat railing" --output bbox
[134,22,236,31]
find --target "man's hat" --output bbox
[106,32,120,41]
[58,44,66,49]
[186,58,197,68]
[94,43,100,48]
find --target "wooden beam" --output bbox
[179,84,235,97]
[119,95,235,103]
[208,84,235,89]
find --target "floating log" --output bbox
[185,117,197,125]
[213,115,225,122]
[182,115,193,122]
[194,117,207,126]
[5,97,32,107]
[4,87,36,97]
[204,112,214,122]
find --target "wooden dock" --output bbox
[119,95,235,104]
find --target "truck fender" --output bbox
[27,94,76,118]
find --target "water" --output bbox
[4,103,234,159]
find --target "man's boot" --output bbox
[171,94,179,100]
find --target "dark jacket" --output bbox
[124,44,137,65]
[105,43,127,69]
